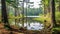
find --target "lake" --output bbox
[18,22,44,31]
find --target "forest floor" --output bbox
[0,23,24,34]
[0,23,52,34]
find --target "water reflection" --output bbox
[18,22,44,30]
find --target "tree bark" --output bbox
[59,0,60,12]
[1,0,12,30]
[51,0,56,27]
[1,0,8,24]
[14,0,19,26]
[44,0,47,17]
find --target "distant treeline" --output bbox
[24,7,43,16]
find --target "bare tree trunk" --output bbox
[51,0,56,27]
[1,0,8,24]
[21,0,24,27]
[14,0,19,26]
[59,0,60,12]
[15,1,17,25]
[48,0,50,13]
[44,1,47,17]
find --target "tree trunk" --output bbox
[1,0,8,24]
[15,1,17,25]
[44,1,47,17]
[48,0,50,13]
[22,0,24,27]
[51,0,56,27]
[1,0,12,29]
[59,0,60,12]
[14,0,19,26]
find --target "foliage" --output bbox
[52,12,60,34]
[33,15,44,23]
[34,12,60,28]
[33,13,51,23]
[55,12,60,25]
[24,8,43,16]
[6,0,18,8]
[53,27,60,34]
[0,0,60,33]
[33,13,52,27]
[8,14,22,25]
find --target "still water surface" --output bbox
[18,22,44,30]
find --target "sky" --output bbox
[29,0,41,8]
[19,0,42,8]
[18,0,41,8]
[30,0,41,2]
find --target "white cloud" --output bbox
[30,0,41,2]
[30,0,41,8]
[19,0,42,8]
